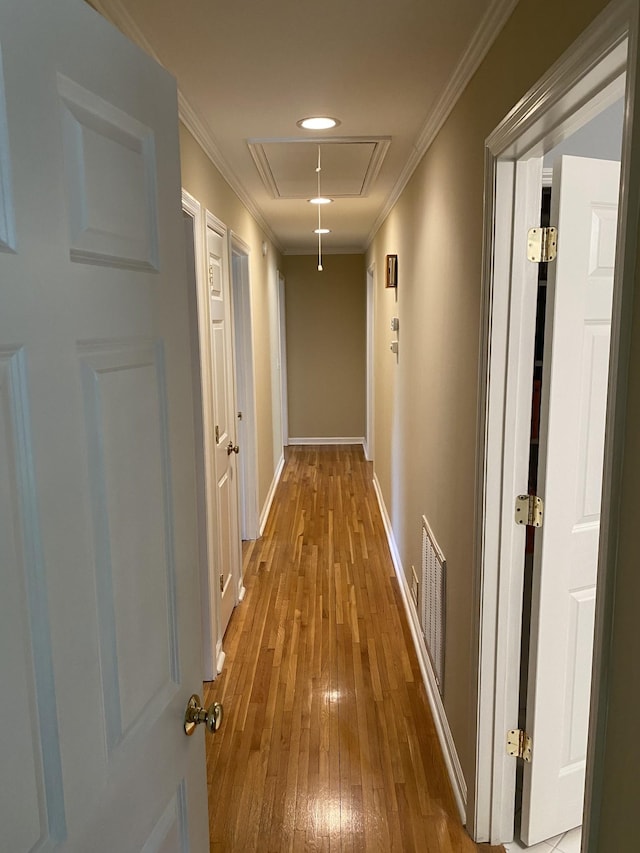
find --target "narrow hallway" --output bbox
[204,445,504,852]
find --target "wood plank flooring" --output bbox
[204,445,503,852]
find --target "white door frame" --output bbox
[365,263,376,462]
[470,0,640,844]
[277,270,289,448]
[182,189,219,681]
[230,232,260,541]
[207,209,243,655]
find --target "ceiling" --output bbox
[90,0,516,253]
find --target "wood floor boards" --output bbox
[204,445,504,853]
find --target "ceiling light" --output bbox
[314,228,331,234]
[297,116,340,130]
[309,197,332,204]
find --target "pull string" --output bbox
[317,145,323,271]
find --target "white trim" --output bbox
[247,136,390,200]
[230,231,260,541]
[0,44,16,253]
[364,264,375,462]
[472,1,639,845]
[277,272,289,447]
[206,208,227,240]
[216,648,226,675]
[287,436,365,446]
[366,0,519,246]
[372,474,467,822]
[260,453,285,535]
[179,96,282,252]
[182,189,219,682]
[282,247,365,256]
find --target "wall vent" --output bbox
[421,515,446,696]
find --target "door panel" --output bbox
[80,341,178,748]
[522,155,620,845]
[0,1,208,849]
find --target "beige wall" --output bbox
[283,254,366,439]
[366,0,616,808]
[179,124,283,512]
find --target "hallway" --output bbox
[203,446,504,852]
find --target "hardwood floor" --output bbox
[204,445,503,852]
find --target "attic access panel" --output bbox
[247,137,390,199]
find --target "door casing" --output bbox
[182,189,218,681]
[470,0,640,844]
[365,263,376,462]
[231,233,259,542]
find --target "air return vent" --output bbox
[421,515,446,696]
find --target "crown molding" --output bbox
[177,95,283,250]
[88,0,283,253]
[366,0,520,248]
[283,247,364,256]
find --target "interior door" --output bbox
[207,223,241,638]
[0,1,209,850]
[521,155,620,845]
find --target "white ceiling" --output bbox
[91,0,516,253]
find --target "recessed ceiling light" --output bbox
[314,228,331,234]
[309,197,333,205]
[297,116,340,130]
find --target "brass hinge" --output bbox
[215,424,220,444]
[515,494,543,528]
[219,573,224,593]
[527,226,558,262]
[507,729,532,762]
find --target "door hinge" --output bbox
[515,494,544,528]
[215,424,220,444]
[507,728,532,762]
[527,226,558,262]
[237,411,243,420]
[219,573,224,593]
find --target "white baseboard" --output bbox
[216,645,226,676]
[260,453,285,535]
[287,436,365,446]
[372,474,467,822]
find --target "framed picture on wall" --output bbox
[386,254,398,288]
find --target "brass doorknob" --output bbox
[184,694,223,736]
[226,441,239,455]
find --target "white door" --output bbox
[207,222,241,638]
[521,155,620,845]
[0,2,210,850]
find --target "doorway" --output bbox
[231,234,259,543]
[510,122,623,851]
[471,3,640,847]
[365,264,375,462]
[182,190,219,681]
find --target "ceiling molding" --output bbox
[177,95,283,250]
[89,0,284,252]
[247,136,391,200]
[366,0,520,248]
[283,248,364,256]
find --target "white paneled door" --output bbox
[207,223,241,638]
[521,156,620,845]
[0,1,209,851]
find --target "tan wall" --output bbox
[179,124,283,512]
[366,0,613,798]
[283,254,366,439]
